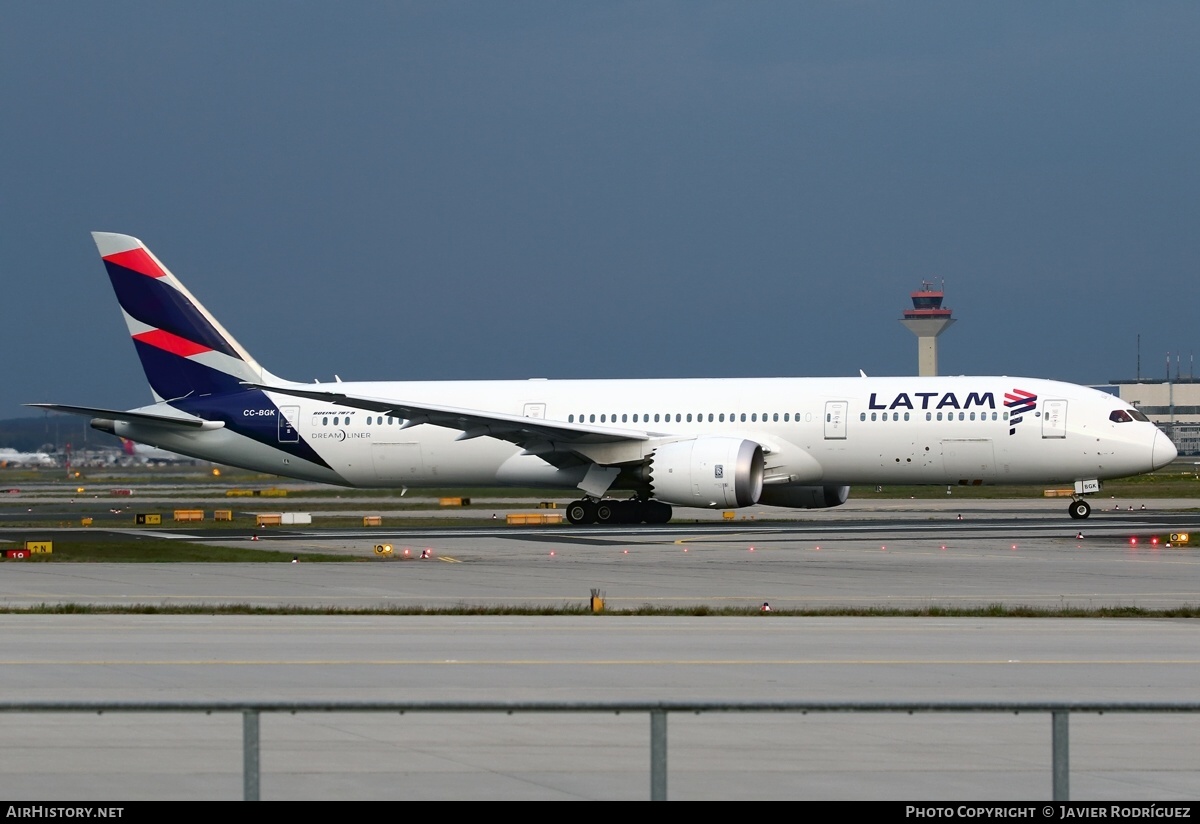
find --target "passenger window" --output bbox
[904,412,910,421]
[654,414,660,423]
[871,412,877,421]
[719,413,725,422]
[860,413,866,421]
[589,414,596,423]
[740,413,747,422]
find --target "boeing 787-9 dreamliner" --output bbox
[29,233,1178,524]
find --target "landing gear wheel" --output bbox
[644,501,673,524]
[613,500,639,524]
[566,500,597,525]
[1068,499,1091,520]
[595,502,616,524]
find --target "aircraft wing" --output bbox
[25,403,226,431]
[245,383,654,449]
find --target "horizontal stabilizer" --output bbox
[24,403,225,430]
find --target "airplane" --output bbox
[0,447,56,468]
[118,437,196,465]
[28,232,1178,524]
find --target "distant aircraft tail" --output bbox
[92,233,278,402]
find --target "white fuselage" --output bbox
[113,375,1173,498]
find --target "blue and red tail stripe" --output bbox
[95,233,264,401]
[103,255,241,360]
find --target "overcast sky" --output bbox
[4,2,1198,422]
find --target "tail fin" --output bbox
[93,232,277,402]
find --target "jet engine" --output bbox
[648,437,764,508]
[757,484,850,509]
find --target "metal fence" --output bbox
[3,700,1199,801]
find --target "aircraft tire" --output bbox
[566,500,597,525]
[1068,499,1091,520]
[614,500,640,524]
[595,502,616,524]
[645,501,672,524]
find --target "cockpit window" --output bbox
[1109,410,1133,423]
[1128,407,1150,422]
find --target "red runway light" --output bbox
[1129,537,1138,546]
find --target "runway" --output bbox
[1,614,1199,801]
[1,498,1197,611]
[0,497,1198,800]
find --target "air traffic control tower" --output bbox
[901,280,955,376]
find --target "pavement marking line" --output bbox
[2,658,1199,666]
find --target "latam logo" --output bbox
[868,392,995,410]
[1004,389,1037,435]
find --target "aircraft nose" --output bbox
[1152,429,1178,470]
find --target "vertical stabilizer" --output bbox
[92,232,276,402]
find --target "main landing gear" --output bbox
[1068,498,1091,520]
[565,498,673,525]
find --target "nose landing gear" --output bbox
[1068,498,1091,520]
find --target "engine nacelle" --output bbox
[649,437,764,508]
[757,484,850,509]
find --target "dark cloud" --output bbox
[4,2,1199,420]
